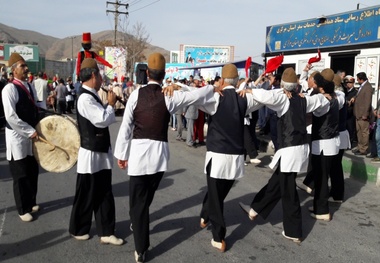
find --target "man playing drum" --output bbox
[2,53,40,222]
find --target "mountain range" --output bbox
[0,23,170,61]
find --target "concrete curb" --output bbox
[342,155,380,186]
[258,135,380,187]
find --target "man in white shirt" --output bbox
[196,64,262,252]
[114,52,215,263]
[2,53,40,222]
[33,71,48,109]
[68,58,123,246]
[239,68,330,242]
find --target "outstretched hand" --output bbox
[237,89,252,98]
[214,86,224,97]
[162,85,177,97]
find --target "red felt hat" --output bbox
[264,54,284,75]
[308,49,321,64]
[245,57,252,78]
[82,32,91,44]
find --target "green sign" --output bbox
[4,44,39,62]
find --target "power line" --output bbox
[129,0,160,13]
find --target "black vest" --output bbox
[277,93,307,149]
[76,87,111,152]
[312,97,339,140]
[133,84,170,142]
[339,102,347,132]
[6,82,39,129]
[207,89,247,154]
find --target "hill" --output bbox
[0,23,170,61]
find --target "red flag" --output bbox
[245,57,252,78]
[264,54,284,75]
[308,49,321,64]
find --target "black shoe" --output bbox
[366,153,377,158]
[198,141,206,146]
[352,148,359,154]
[354,151,366,156]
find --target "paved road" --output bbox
[0,116,379,263]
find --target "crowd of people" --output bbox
[0,50,378,263]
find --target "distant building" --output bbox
[264,4,380,106]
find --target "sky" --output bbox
[1,0,380,63]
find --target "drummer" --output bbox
[1,53,40,222]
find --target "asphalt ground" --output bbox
[0,116,380,263]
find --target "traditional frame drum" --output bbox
[32,115,80,173]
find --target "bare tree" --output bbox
[120,21,150,79]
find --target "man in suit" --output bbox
[351,72,373,155]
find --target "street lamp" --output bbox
[69,36,76,79]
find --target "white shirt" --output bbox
[76,85,116,174]
[33,78,48,109]
[1,79,38,161]
[114,81,215,176]
[249,88,330,172]
[66,84,74,101]
[198,86,262,180]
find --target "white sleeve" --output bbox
[114,90,138,161]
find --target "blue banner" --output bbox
[266,6,380,53]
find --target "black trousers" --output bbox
[69,169,116,237]
[251,164,302,238]
[200,161,235,242]
[329,149,345,200]
[129,172,164,254]
[9,155,39,215]
[312,152,335,215]
[302,134,314,189]
[244,125,258,160]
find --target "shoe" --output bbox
[19,213,33,222]
[351,148,359,153]
[71,234,90,240]
[297,183,312,194]
[281,231,301,243]
[328,197,343,203]
[371,157,380,163]
[187,144,197,148]
[100,235,124,246]
[239,202,257,221]
[244,162,248,166]
[211,239,226,252]
[200,218,208,229]
[171,128,176,131]
[354,151,366,156]
[31,205,40,213]
[198,141,206,146]
[250,158,261,164]
[366,153,377,158]
[134,251,146,263]
[130,223,133,232]
[310,213,331,221]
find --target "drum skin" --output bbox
[33,115,80,173]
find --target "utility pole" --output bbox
[106,1,129,46]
